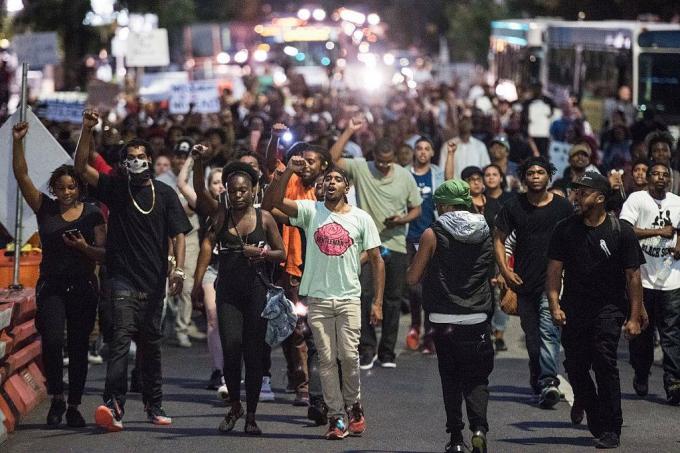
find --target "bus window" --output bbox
[638,53,680,117]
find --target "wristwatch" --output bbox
[172,268,186,280]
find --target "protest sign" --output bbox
[37,92,87,124]
[12,32,60,67]
[0,109,72,243]
[139,71,189,102]
[169,80,220,114]
[87,80,120,111]
[549,140,571,179]
[126,29,170,67]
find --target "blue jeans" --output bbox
[517,292,561,390]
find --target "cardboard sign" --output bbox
[126,28,170,67]
[549,140,571,179]
[12,32,60,67]
[0,109,73,243]
[169,80,220,114]
[87,80,120,111]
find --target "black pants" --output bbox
[407,242,432,339]
[217,280,269,414]
[433,321,494,436]
[359,250,408,362]
[36,277,98,405]
[562,315,624,437]
[103,288,164,409]
[629,288,680,392]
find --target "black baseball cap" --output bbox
[572,171,610,194]
[461,166,484,180]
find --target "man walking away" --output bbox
[407,179,495,453]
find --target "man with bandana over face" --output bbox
[74,110,192,432]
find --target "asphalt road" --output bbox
[4,316,679,453]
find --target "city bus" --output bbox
[490,20,680,129]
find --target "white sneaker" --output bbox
[217,384,229,400]
[88,352,104,365]
[380,361,397,369]
[175,333,192,348]
[186,324,207,341]
[259,376,275,402]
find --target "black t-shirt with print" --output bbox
[37,197,105,279]
[548,214,645,318]
[93,174,192,297]
[495,193,573,295]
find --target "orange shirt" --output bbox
[282,173,316,277]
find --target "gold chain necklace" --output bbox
[128,179,156,215]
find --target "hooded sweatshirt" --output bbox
[422,211,494,316]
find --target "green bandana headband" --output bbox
[433,179,472,208]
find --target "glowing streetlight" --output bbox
[367,13,380,26]
[216,52,231,64]
[6,0,24,13]
[297,8,311,21]
[234,49,249,64]
[312,8,326,21]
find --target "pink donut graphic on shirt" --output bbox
[314,222,354,256]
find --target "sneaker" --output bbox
[259,376,275,402]
[667,383,680,405]
[187,325,207,341]
[494,338,507,352]
[65,406,86,428]
[95,400,124,432]
[633,374,649,397]
[471,430,488,453]
[570,400,584,425]
[175,333,192,348]
[421,338,436,355]
[325,417,348,440]
[445,441,466,452]
[46,398,66,426]
[207,369,222,390]
[595,432,620,449]
[359,354,377,370]
[380,360,397,369]
[347,402,366,436]
[538,385,561,409]
[129,368,142,394]
[218,406,244,433]
[308,396,329,426]
[88,341,104,364]
[146,405,172,425]
[293,390,310,407]
[217,383,229,401]
[406,328,420,351]
[244,416,262,435]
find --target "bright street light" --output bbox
[6,0,24,13]
[297,8,311,21]
[312,8,326,21]
[367,13,380,25]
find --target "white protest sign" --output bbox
[126,28,170,67]
[169,80,220,114]
[0,109,73,243]
[139,71,189,102]
[549,141,571,179]
[12,32,60,67]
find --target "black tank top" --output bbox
[215,208,268,290]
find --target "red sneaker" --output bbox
[95,401,123,432]
[146,405,172,425]
[325,417,348,440]
[406,328,420,351]
[347,402,366,436]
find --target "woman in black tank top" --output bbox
[206,162,285,435]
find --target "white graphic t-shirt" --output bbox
[291,200,381,300]
[620,190,680,290]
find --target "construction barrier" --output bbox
[0,288,45,445]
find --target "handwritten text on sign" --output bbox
[169,81,220,114]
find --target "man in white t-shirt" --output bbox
[438,117,490,179]
[273,156,386,439]
[619,160,680,405]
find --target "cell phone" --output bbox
[64,228,81,237]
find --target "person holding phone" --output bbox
[12,121,106,428]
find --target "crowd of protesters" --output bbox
[7,73,680,452]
